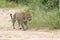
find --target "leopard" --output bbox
[10,12,32,30]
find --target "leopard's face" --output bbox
[27,14,32,21]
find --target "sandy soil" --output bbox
[0,8,60,40]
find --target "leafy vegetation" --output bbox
[0,0,59,29]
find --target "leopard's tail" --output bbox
[10,13,12,19]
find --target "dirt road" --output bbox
[0,8,60,40]
[0,30,60,40]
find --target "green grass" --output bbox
[27,8,59,30]
[0,0,17,8]
[0,0,28,8]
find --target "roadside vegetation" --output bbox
[0,0,59,30]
